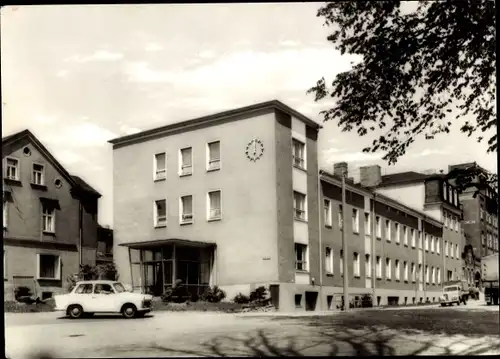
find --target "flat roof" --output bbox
[119,238,216,250]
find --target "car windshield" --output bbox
[444,286,458,292]
[113,283,126,293]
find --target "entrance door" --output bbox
[143,262,163,296]
[305,291,318,311]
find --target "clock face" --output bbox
[245,139,264,162]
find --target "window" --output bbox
[431,267,435,284]
[430,236,434,253]
[154,153,166,180]
[448,186,453,204]
[437,267,441,284]
[42,205,55,233]
[325,247,333,274]
[445,240,449,256]
[352,208,359,233]
[455,244,460,259]
[403,226,408,246]
[455,218,459,232]
[207,141,221,171]
[425,265,429,283]
[395,259,400,280]
[338,204,343,229]
[340,250,344,275]
[365,254,371,278]
[450,216,454,231]
[443,182,447,200]
[94,283,114,294]
[395,223,400,243]
[207,190,222,221]
[450,243,454,258]
[293,191,307,221]
[353,252,360,277]
[37,254,60,280]
[75,284,93,294]
[376,256,382,278]
[386,258,392,279]
[425,234,429,251]
[324,199,332,227]
[292,138,306,169]
[444,212,448,228]
[179,147,193,176]
[295,294,302,308]
[411,262,416,282]
[3,201,7,229]
[180,195,193,224]
[418,231,423,249]
[403,261,409,281]
[295,243,308,271]
[364,212,371,235]
[436,238,440,254]
[5,157,19,180]
[154,199,167,227]
[411,228,416,248]
[385,219,391,241]
[454,189,458,205]
[376,216,381,238]
[419,264,423,282]
[32,163,45,185]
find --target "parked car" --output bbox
[439,281,468,306]
[54,280,153,319]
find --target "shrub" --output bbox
[66,262,120,292]
[201,285,226,303]
[96,262,119,281]
[161,280,189,303]
[233,293,250,304]
[249,286,267,303]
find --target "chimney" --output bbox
[360,165,382,188]
[333,162,348,177]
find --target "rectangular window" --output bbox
[445,240,449,256]
[431,267,435,284]
[353,252,360,277]
[32,163,45,185]
[375,216,381,238]
[325,247,333,274]
[425,265,429,283]
[411,228,416,248]
[403,261,409,281]
[386,258,392,279]
[395,223,400,243]
[385,219,391,241]
[154,199,167,227]
[207,190,222,221]
[376,256,382,278]
[338,204,343,229]
[293,191,307,221]
[324,199,332,227]
[207,141,221,171]
[295,243,308,271]
[425,234,429,251]
[419,264,423,282]
[450,216,455,231]
[418,231,423,249]
[450,242,454,258]
[180,195,193,224]
[292,138,306,169]
[180,147,193,176]
[364,212,371,235]
[403,226,408,246]
[38,254,60,280]
[444,212,448,228]
[411,262,416,282]
[430,236,434,253]
[5,157,19,180]
[154,152,166,180]
[42,205,55,233]
[365,254,371,278]
[3,201,7,229]
[395,259,400,280]
[437,267,441,284]
[455,244,460,259]
[352,208,359,233]
[436,238,440,254]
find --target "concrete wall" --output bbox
[113,109,281,288]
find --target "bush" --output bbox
[233,293,250,304]
[66,262,120,292]
[249,286,267,303]
[201,285,226,303]
[161,280,189,303]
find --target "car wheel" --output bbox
[456,301,460,306]
[440,303,445,307]
[67,305,84,319]
[121,304,137,319]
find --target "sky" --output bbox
[1,4,497,227]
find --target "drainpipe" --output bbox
[317,170,324,311]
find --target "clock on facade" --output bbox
[245,139,264,162]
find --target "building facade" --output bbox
[96,225,114,265]
[2,130,101,300]
[110,101,456,312]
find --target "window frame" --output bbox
[324,199,332,227]
[386,258,392,280]
[293,191,307,222]
[325,246,333,275]
[395,223,400,244]
[207,190,222,221]
[403,225,408,246]
[376,216,382,238]
[291,138,306,170]
[36,253,61,280]
[411,228,416,248]
[206,140,221,172]
[42,205,56,233]
[376,256,382,278]
[153,152,167,181]
[154,199,167,227]
[364,212,371,235]
[179,147,193,177]
[3,201,7,229]
[294,243,308,272]
[395,259,401,281]
[403,261,409,282]
[365,254,372,278]
[352,208,359,234]
[385,219,391,242]
[32,162,45,186]
[5,156,20,181]
[353,252,360,277]
[179,195,194,225]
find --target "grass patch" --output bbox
[152,301,246,313]
[4,299,55,313]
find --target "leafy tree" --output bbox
[308,1,497,191]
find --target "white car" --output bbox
[54,280,153,319]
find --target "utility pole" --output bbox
[341,170,349,312]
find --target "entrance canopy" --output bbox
[119,238,216,250]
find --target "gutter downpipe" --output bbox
[317,166,324,311]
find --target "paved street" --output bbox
[5,301,500,358]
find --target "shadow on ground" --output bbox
[56,314,154,320]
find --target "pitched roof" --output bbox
[2,129,101,198]
[108,99,323,148]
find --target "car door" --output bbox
[73,283,95,312]
[91,284,118,312]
